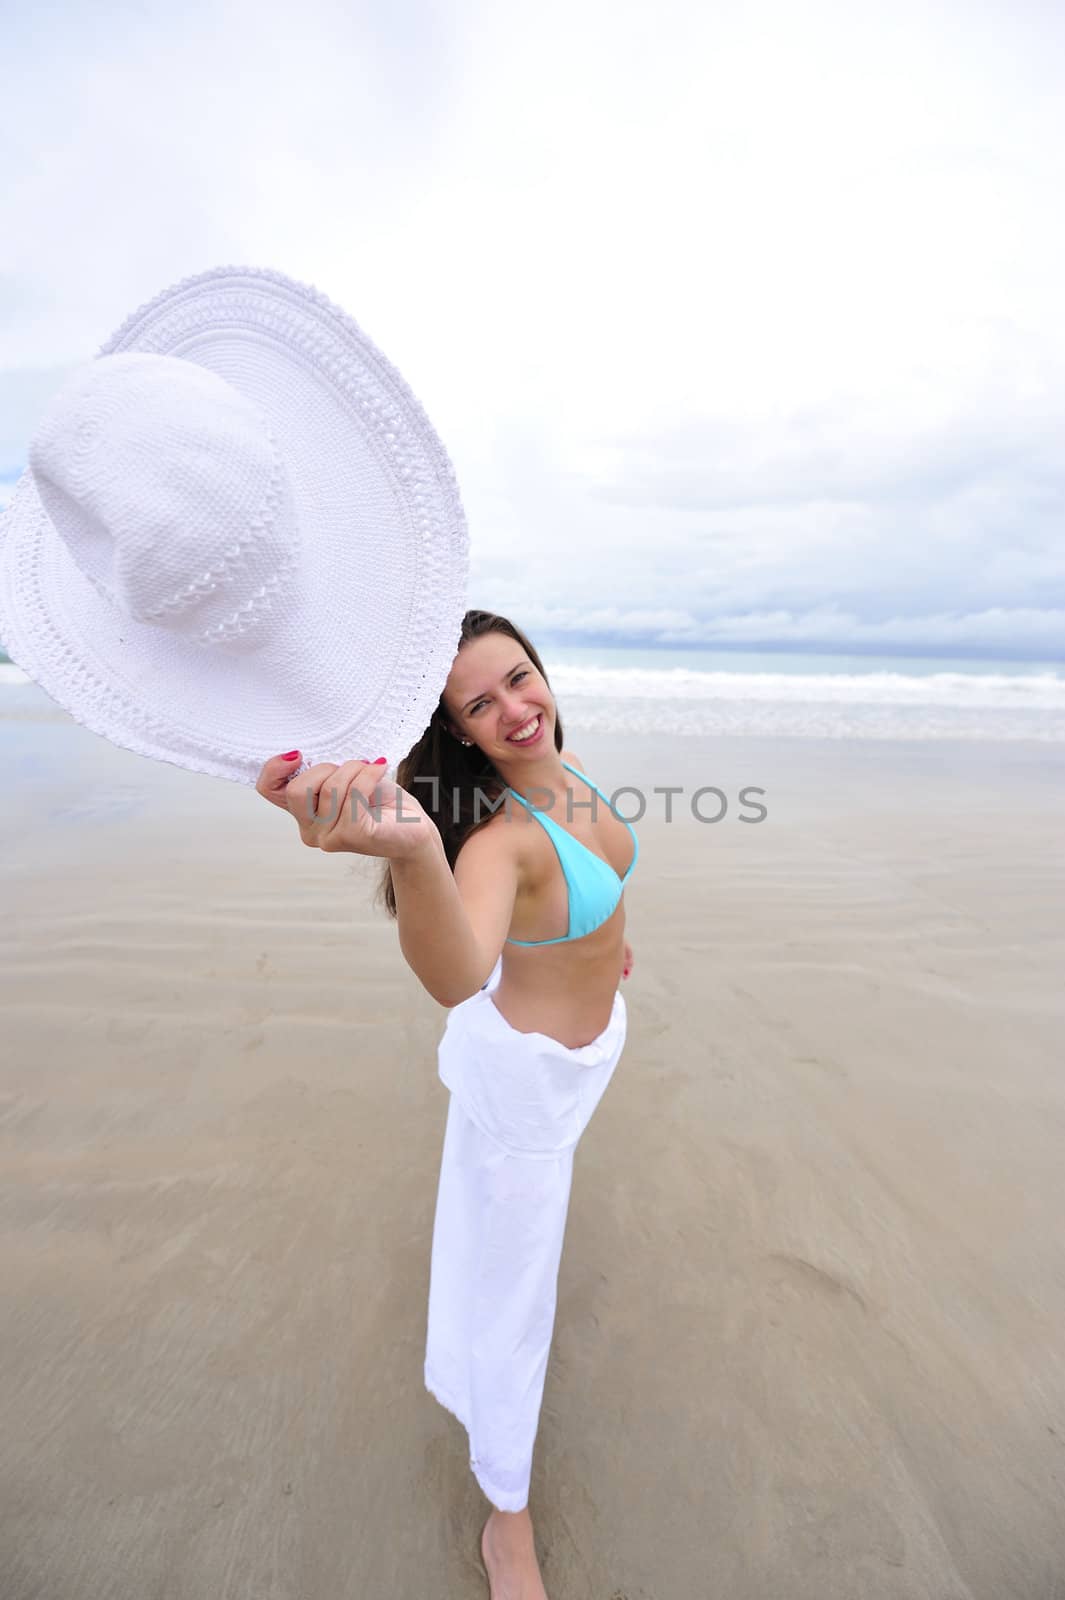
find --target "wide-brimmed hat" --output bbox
[0,266,469,783]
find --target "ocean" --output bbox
[3,644,1065,744]
[537,643,1065,743]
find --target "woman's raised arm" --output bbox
[391,819,518,1006]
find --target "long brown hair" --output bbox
[376,609,564,917]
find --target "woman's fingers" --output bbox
[255,751,303,810]
[261,754,421,858]
[286,760,388,849]
[285,761,347,839]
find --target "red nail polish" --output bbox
[373,757,387,765]
[281,750,300,761]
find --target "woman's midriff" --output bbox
[491,913,626,1048]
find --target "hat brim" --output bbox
[0,267,469,784]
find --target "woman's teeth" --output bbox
[508,715,541,742]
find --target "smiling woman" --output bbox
[260,608,636,1588]
[355,606,639,1584]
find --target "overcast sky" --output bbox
[3,0,1063,658]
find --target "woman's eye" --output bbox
[470,672,527,715]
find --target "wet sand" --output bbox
[2,696,1064,1598]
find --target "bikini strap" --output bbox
[508,761,619,816]
[559,759,614,810]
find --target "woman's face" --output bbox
[443,631,556,760]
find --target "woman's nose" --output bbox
[499,691,530,721]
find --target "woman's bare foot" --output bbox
[480,1508,549,1599]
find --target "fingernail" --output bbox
[281,750,300,762]
[373,756,387,765]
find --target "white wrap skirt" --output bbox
[424,957,627,1511]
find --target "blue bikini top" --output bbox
[504,760,639,947]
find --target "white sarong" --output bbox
[424,957,627,1510]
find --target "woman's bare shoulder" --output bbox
[560,748,586,772]
[455,803,515,856]
[455,797,532,869]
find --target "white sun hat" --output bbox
[0,266,469,784]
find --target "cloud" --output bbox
[509,603,1065,658]
[2,0,1064,659]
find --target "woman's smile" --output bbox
[505,712,546,747]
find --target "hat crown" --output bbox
[29,353,298,652]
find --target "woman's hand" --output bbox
[623,941,634,980]
[255,752,437,862]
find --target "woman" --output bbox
[256,609,637,1598]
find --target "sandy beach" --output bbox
[2,689,1064,1599]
